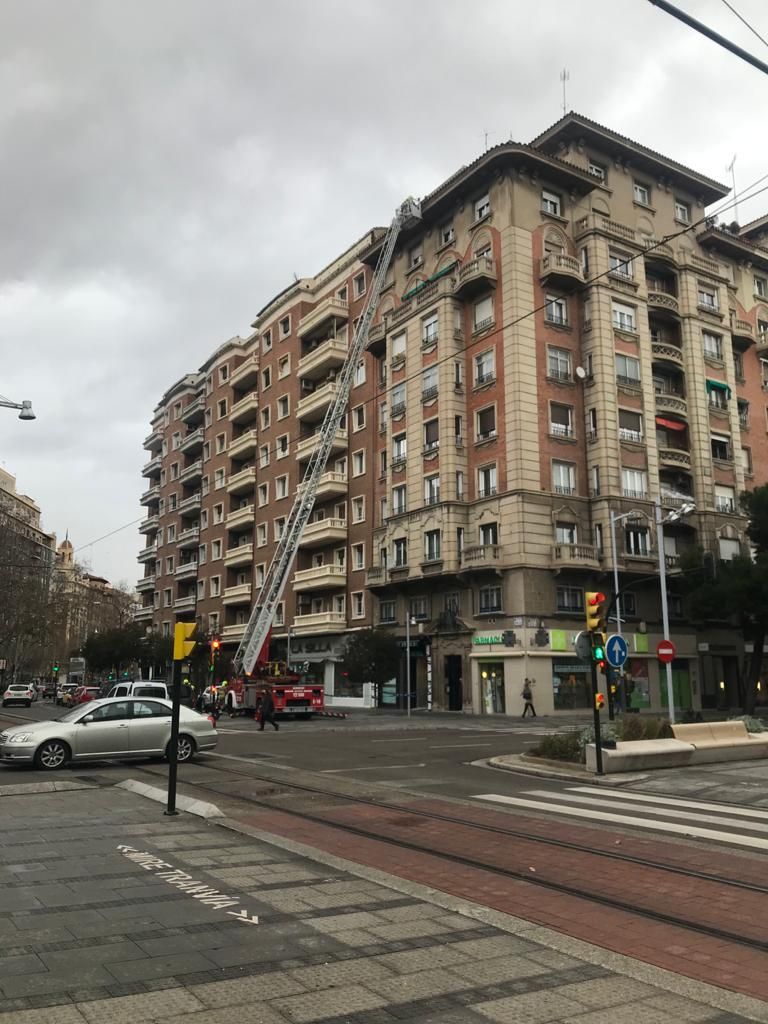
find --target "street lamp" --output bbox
[404,614,416,718]
[655,498,696,725]
[0,396,35,420]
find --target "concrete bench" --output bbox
[585,738,693,773]
[586,720,768,773]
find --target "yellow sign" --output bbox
[173,622,196,661]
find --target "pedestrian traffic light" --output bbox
[211,638,220,651]
[52,663,59,675]
[585,592,606,632]
[173,622,197,661]
[595,692,605,711]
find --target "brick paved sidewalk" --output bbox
[0,783,766,1024]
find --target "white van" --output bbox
[106,681,169,700]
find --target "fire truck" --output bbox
[225,661,325,718]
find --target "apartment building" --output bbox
[137,112,768,716]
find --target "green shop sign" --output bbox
[473,635,503,645]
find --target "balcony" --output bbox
[575,213,637,244]
[229,391,259,425]
[142,456,162,479]
[140,485,160,506]
[647,291,680,319]
[177,526,200,550]
[651,342,683,368]
[298,470,348,502]
[223,582,253,606]
[225,542,253,567]
[231,353,259,390]
[181,395,205,426]
[453,256,497,299]
[298,517,347,549]
[226,504,255,532]
[137,543,157,563]
[227,465,256,495]
[136,575,156,593]
[366,566,386,587]
[460,545,502,569]
[134,606,154,623]
[757,330,768,356]
[175,561,198,582]
[229,429,259,459]
[178,493,202,517]
[296,428,347,462]
[366,321,386,357]
[661,491,694,509]
[143,429,162,453]
[174,594,196,613]
[179,459,203,485]
[655,392,687,417]
[551,543,600,568]
[733,319,754,345]
[292,611,347,634]
[539,253,584,290]
[297,337,348,381]
[293,564,347,593]
[296,379,341,423]
[138,515,160,534]
[659,447,692,470]
[222,623,247,642]
[179,428,204,456]
[297,296,349,340]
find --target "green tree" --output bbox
[341,628,401,698]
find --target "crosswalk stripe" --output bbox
[567,786,768,820]
[522,789,768,834]
[473,794,768,851]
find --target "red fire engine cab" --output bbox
[225,661,324,718]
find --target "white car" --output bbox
[2,684,36,708]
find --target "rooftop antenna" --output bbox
[482,129,495,151]
[560,68,570,116]
[726,154,738,223]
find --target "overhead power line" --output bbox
[647,0,768,74]
[720,0,768,49]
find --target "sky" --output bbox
[1,0,766,587]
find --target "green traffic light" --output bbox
[593,646,604,661]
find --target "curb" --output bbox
[483,754,650,786]
[116,779,223,819]
[0,780,96,797]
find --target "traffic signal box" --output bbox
[595,692,605,711]
[173,622,196,662]
[585,592,607,670]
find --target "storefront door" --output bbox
[480,662,505,714]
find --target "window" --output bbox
[276,475,289,499]
[622,467,647,499]
[392,484,406,515]
[423,418,439,452]
[719,537,741,561]
[742,447,753,475]
[618,409,643,442]
[165,555,174,574]
[211,538,222,559]
[354,360,366,386]
[674,199,690,223]
[275,517,286,540]
[352,450,365,476]
[733,351,744,380]
[277,395,289,419]
[279,316,290,337]
[422,366,438,398]
[261,406,271,430]
[219,364,229,383]
[214,467,225,489]
[697,285,719,311]
[391,331,406,359]
[609,250,633,279]
[256,523,267,546]
[709,386,728,410]
[351,495,365,523]
[379,600,396,624]
[541,190,561,216]
[625,525,650,557]
[392,433,407,462]
[276,434,289,458]
[409,244,423,269]
[702,331,722,360]
[278,355,290,379]
[615,353,641,385]
[474,193,490,221]
[550,403,574,438]
[588,160,606,182]
[453,360,463,388]
[378,402,387,432]
[212,502,224,524]
[587,408,598,442]
[476,405,496,441]
[754,275,767,298]
[352,405,365,431]
[354,272,366,297]
[393,537,408,567]
[424,530,441,561]
[480,521,498,546]
[473,295,494,331]
[352,592,365,618]
[210,575,221,597]
[262,367,271,390]
[552,461,575,495]
[545,294,567,326]
[172,431,181,450]
[555,521,577,544]
[440,223,455,246]
[391,384,406,417]
[163,589,172,607]
[410,597,429,620]
[352,543,365,570]
[380,449,387,476]
[259,444,270,468]
[479,585,502,613]
[556,586,583,612]
[474,349,495,385]
[547,346,571,381]
[422,313,438,345]
[170,463,179,481]
[715,484,736,513]
[633,180,650,205]
[711,433,732,461]
[217,399,227,419]
[478,464,497,498]
[258,483,268,507]
[262,329,272,352]
[424,474,440,504]
[612,301,636,332]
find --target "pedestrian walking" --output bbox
[521,678,537,718]
[258,686,279,731]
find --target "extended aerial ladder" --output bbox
[232,197,422,676]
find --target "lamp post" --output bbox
[404,614,415,717]
[609,509,645,637]
[654,498,696,725]
[0,396,35,420]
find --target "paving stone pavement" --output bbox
[0,785,766,1023]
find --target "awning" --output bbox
[401,261,458,301]
[401,280,427,301]
[655,416,686,432]
[706,379,732,398]
[429,261,458,282]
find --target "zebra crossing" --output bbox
[473,786,768,851]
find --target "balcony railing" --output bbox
[293,565,347,592]
[225,542,253,567]
[177,526,200,549]
[137,544,157,563]
[227,466,256,494]
[297,517,348,548]
[223,583,253,605]
[226,504,255,531]
[454,256,497,299]
[460,544,501,567]
[181,396,205,425]
[539,253,584,287]
[228,391,259,424]
[173,594,196,612]
[297,296,349,340]
[552,543,599,565]
[179,428,204,455]
[230,353,259,390]
[293,611,347,633]
[141,456,162,479]
[174,561,198,581]
[136,575,156,593]
[297,337,348,380]
[179,459,203,484]
[659,447,692,469]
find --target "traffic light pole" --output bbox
[165,656,181,816]
[590,658,604,775]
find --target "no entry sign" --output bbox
[657,639,676,664]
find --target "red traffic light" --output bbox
[211,639,221,651]
[588,592,606,607]
[595,692,605,710]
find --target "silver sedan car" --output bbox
[0,697,217,770]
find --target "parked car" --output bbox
[55,683,78,705]
[106,681,169,700]
[0,697,218,770]
[73,686,101,706]
[2,684,36,708]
